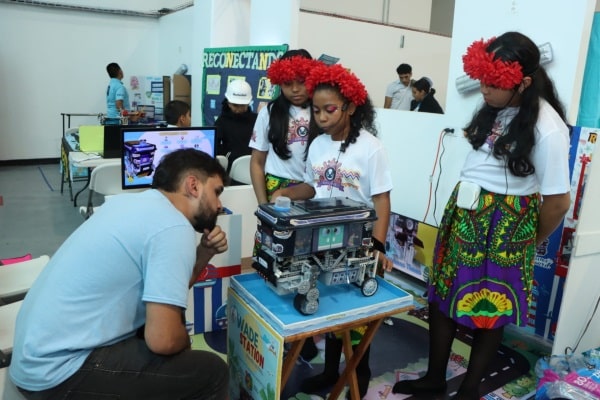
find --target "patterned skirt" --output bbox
[265,173,303,202]
[428,184,540,329]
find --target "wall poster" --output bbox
[201,45,289,126]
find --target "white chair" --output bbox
[216,155,229,171]
[0,301,22,355]
[228,155,252,185]
[1,367,26,400]
[0,255,49,303]
[79,161,143,219]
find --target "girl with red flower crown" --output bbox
[394,32,571,400]
[272,63,394,399]
[249,49,320,204]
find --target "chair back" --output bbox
[83,161,144,218]
[216,155,229,171]
[229,155,252,185]
[90,161,125,196]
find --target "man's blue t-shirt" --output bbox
[106,77,129,118]
[9,190,197,391]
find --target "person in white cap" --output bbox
[215,79,257,175]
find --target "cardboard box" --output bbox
[162,76,171,111]
[186,211,241,333]
[173,74,192,108]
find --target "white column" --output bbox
[250,0,300,47]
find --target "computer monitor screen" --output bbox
[121,126,216,190]
[136,105,156,122]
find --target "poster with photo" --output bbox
[386,212,439,282]
[201,45,288,125]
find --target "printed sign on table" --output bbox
[227,288,284,400]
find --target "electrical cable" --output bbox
[432,136,449,226]
[423,128,453,222]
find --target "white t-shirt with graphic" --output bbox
[459,99,570,196]
[385,80,413,111]
[249,104,311,180]
[304,129,393,207]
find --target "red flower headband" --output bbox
[462,37,524,89]
[267,56,317,85]
[305,63,368,106]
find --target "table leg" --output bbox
[329,319,383,400]
[281,338,306,390]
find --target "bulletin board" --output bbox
[201,44,289,125]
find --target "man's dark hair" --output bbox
[152,149,226,192]
[396,63,412,75]
[165,100,191,125]
[106,63,121,78]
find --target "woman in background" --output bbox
[410,77,444,114]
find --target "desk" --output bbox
[60,130,119,206]
[228,273,413,400]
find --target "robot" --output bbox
[252,197,380,315]
[123,139,156,176]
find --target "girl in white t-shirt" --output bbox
[249,49,320,204]
[273,63,394,399]
[394,32,571,400]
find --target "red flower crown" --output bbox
[462,38,523,90]
[305,63,368,106]
[266,56,317,85]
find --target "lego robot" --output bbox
[252,197,380,315]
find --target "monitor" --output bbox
[121,126,217,190]
[136,105,156,122]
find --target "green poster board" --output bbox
[201,45,289,125]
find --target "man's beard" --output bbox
[191,204,218,232]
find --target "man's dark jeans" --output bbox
[18,335,228,399]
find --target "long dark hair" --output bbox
[267,49,312,160]
[307,83,378,153]
[464,31,566,177]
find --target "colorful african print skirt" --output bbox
[428,184,540,329]
[265,173,302,202]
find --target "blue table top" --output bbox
[230,272,413,337]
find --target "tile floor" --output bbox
[0,163,95,259]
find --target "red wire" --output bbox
[422,129,448,222]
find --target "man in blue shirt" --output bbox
[105,62,130,123]
[10,149,230,399]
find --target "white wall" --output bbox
[300,0,433,31]
[0,3,162,161]
[298,12,452,110]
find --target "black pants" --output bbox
[18,336,228,400]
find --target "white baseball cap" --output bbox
[225,80,253,105]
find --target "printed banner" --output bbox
[527,126,598,339]
[227,288,284,400]
[201,45,288,125]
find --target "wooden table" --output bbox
[281,305,412,399]
[228,273,414,400]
